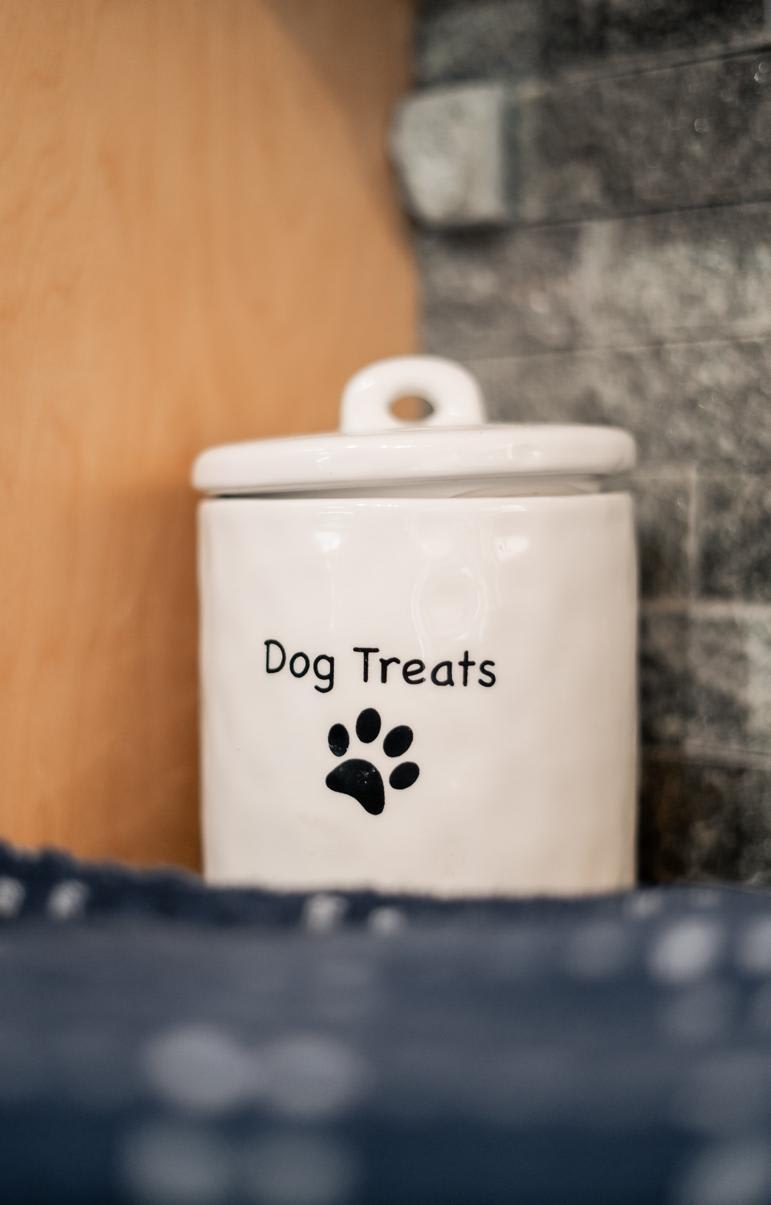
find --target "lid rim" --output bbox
[193,423,636,497]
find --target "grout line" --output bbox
[539,36,771,89]
[685,741,771,768]
[463,333,771,364]
[427,326,771,362]
[640,599,771,618]
[416,196,771,238]
[416,34,771,95]
[643,744,771,771]
[687,465,700,604]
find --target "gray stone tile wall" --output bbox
[416,0,769,87]
[640,755,771,883]
[394,54,771,227]
[633,471,694,600]
[419,205,771,356]
[406,0,771,883]
[698,475,771,602]
[640,605,771,754]
[466,341,771,468]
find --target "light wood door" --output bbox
[0,0,415,870]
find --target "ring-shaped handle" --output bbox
[340,355,486,433]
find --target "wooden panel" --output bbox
[0,0,416,869]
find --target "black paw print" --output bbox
[325,708,419,816]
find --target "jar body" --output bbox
[198,494,637,896]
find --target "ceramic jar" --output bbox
[193,356,637,896]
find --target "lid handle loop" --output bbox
[340,355,486,434]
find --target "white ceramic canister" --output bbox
[193,356,638,896]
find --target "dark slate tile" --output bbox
[595,0,765,63]
[468,338,771,469]
[420,204,771,357]
[640,754,771,884]
[688,608,771,757]
[641,604,770,758]
[633,471,694,601]
[419,224,583,356]
[416,0,767,86]
[415,1,540,88]
[511,53,771,224]
[639,609,690,747]
[697,473,771,601]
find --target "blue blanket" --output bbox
[0,843,769,1204]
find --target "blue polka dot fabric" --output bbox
[2,843,771,1204]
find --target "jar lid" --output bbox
[192,356,635,497]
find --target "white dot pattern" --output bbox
[242,1133,358,1205]
[46,880,89,921]
[0,877,24,918]
[302,894,347,934]
[367,906,405,936]
[648,919,723,983]
[674,1138,771,1205]
[143,1025,259,1114]
[3,849,771,1204]
[119,1122,232,1205]
[738,917,771,975]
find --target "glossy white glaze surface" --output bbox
[339,355,486,432]
[198,494,637,895]
[192,356,635,497]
